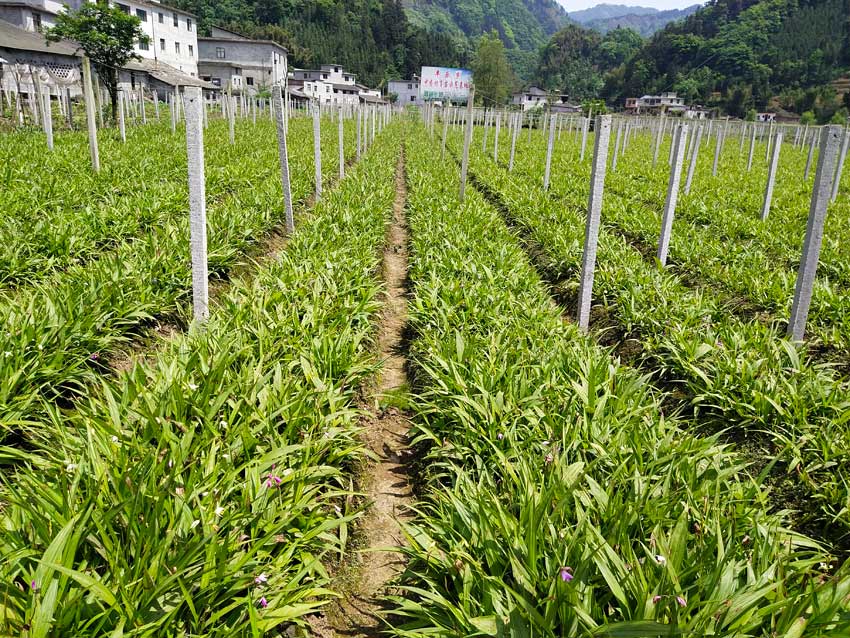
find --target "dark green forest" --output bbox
[170,0,465,87]
[598,0,850,116]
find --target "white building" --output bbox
[512,86,572,111]
[0,0,199,77]
[288,64,380,106]
[625,92,686,114]
[389,78,421,106]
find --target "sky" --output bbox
[558,0,702,13]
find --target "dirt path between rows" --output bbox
[316,148,413,637]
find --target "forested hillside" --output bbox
[403,0,569,78]
[574,5,701,36]
[170,0,465,88]
[601,0,850,115]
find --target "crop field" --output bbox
[0,105,849,637]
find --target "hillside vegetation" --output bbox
[403,0,569,79]
[601,0,850,115]
[573,4,701,36]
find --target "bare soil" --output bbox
[316,149,414,637]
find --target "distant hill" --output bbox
[568,3,658,22]
[574,5,702,36]
[403,0,570,78]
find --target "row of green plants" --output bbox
[524,121,850,356]
[450,123,850,542]
[0,114,348,289]
[387,125,850,636]
[0,115,357,435]
[0,124,402,636]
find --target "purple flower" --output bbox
[89,352,100,361]
[30,580,37,592]
[258,596,268,608]
[264,474,282,488]
[545,453,554,465]
[676,596,687,607]
[652,595,662,604]
[254,573,268,585]
[559,567,573,582]
[497,433,504,440]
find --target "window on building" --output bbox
[158,12,164,23]
[160,38,166,51]
[407,84,412,89]
[32,12,42,32]
[187,18,193,32]
[410,95,415,102]
[216,47,225,59]
[334,66,339,72]
[234,67,241,75]
[188,44,193,57]
[172,12,178,27]
[136,8,147,21]
[174,42,180,54]
[302,73,308,79]
[246,77,254,86]
[139,38,149,51]
[116,3,130,14]
[211,78,221,87]
[325,86,330,93]
[322,73,328,79]
[202,76,211,82]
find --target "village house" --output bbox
[0,18,81,99]
[197,26,287,95]
[288,63,382,106]
[625,92,687,115]
[388,77,422,106]
[0,0,205,100]
[512,86,573,111]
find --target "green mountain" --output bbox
[568,3,659,23]
[575,5,702,37]
[170,0,465,88]
[402,0,570,79]
[602,0,850,117]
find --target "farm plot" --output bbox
[505,122,850,357]
[0,124,402,636]
[385,126,850,637]
[448,121,850,543]
[0,115,358,433]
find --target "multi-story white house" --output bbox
[512,86,572,111]
[388,78,422,106]
[0,0,199,76]
[625,92,686,114]
[197,26,287,94]
[289,64,369,106]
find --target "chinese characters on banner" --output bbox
[419,66,473,103]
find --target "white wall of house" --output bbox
[389,79,420,106]
[119,0,198,76]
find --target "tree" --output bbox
[472,31,512,108]
[46,1,148,122]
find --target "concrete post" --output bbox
[272,85,295,235]
[117,88,126,143]
[42,85,54,151]
[788,125,843,341]
[543,113,556,191]
[313,105,322,201]
[760,132,783,220]
[747,124,757,172]
[81,57,100,173]
[684,124,703,195]
[183,86,209,323]
[338,107,345,180]
[494,111,501,162]
[831,129,849,202]
[509,112,519,172]
[612,120,622,172]
[576,115,612,332]
[459,88,475,202]
[657,124,689,266]
[580,116,590,162]
[804,131,817,180]
[712,123,723,176]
